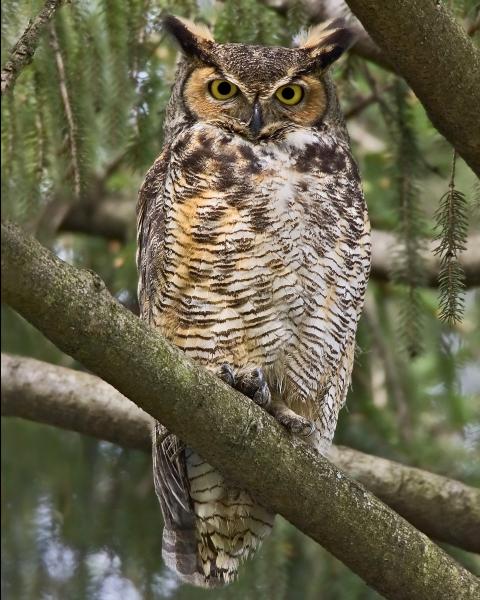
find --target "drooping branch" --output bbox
[2,352,479,555]
[1,0,64,95]
[1,221,479,599]
[49,22,81,198]
[343,0,480,177]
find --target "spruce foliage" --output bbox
[389,79,427,356]
[433,151,469,324]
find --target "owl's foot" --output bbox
[270,403,316,437]
[218,364,314,437]
[218,364,271,409]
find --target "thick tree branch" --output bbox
[1,0,64,95]
[1,221,479,599]
[344,0,480,177]
[2,352,479,555]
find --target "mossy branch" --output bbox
[1,221,479,600]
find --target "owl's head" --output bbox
[164,15,355,142]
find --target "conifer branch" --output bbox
[49,22,81,198]
[390,80,427,355]
[433,151,469,325]
[2,221,479,599]
[1,0,64,95]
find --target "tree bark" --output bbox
[344,0,480,177]
[2,221,479,599]
[3,352,479,554]
[1,0,64,95]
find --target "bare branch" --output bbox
[371,230,480,289]
[2,220,479,598]
[2,352,479,555]
[1,0,64,95]
[49,22,81,198]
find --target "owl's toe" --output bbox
[236,367,271,409]
[252,381,271,408]
[271,406,316,438]
[218,363,236,387]
[288,417,316,438]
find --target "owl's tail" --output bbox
[153,422,274,587]
[162,527,243,588]
[153,423,237,587]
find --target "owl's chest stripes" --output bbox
[150,127,367,371]
[154,166,303,365]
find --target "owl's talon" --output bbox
[272,409,316,438]
[219,363,236,387]
[234,367,272,409]
[253,382,271,408]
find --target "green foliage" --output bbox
[389,79,427,356]
[214,0,284,45]
[433,152,469,324]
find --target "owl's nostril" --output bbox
[249,101,263,135]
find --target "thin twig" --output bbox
[344,83,394,120]
[1,0,64,95]
[49,22,81,198]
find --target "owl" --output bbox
[137,15,371,587]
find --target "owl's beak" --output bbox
[249,101,263,136]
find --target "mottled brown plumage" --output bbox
[137,15,371,587]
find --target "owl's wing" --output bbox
[152,422,193,526]
[137,147,202,580]
[153,423,202,580]
[136,145,169,323]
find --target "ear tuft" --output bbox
[298,18,356,69]
[163,15,214,58]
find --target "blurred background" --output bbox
[2,0,479,598]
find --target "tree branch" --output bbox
[344,0,480,177]
[1,0,64,95]
[371,230,480,289]
[2,352,479,555]
[1,221,479,599]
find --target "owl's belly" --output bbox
[157,192,305,369]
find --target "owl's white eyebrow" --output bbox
[267,77,306,95]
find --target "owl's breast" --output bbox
[155,125,368,368]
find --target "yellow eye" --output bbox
[275,84,304,106]
[209,79,238,101]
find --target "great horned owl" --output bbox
[137,15,371,587]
